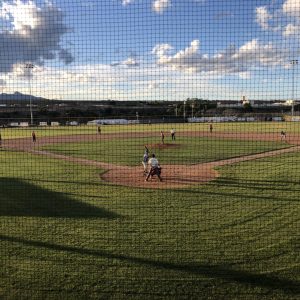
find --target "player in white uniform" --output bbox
[142,146,149,175]
[170,128,176,140]
[145,154,162,182]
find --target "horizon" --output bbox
[0,91,297,103]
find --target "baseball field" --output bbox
[0,122,299,299]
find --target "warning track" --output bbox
[2,131,300,189]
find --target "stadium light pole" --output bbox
[191,102,195,119]
[183,100,186,121]
[290,59,298,117]
[25,63,34,125]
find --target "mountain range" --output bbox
[0,92,49,101]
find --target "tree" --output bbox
[243,102,252,112]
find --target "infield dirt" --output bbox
[3,131,300,189]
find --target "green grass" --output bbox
[0,147,299,299]
[41,136,289,166]
[2,121,300,140]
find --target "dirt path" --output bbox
[3,132,300,189]
[3,131,300,151]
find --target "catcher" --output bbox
[145,154,162,182]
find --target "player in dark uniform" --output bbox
[280,130,286,141]
[161,131,165,144]
[32,131,36,143]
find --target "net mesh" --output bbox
[0,0,299,299]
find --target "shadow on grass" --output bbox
[0,178,119,219]
[0,234,299,295]
[214,177,300,192]
[32,178,109,187]
[176,182,300,203]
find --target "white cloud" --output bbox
[256,6,272,30]
[122,0,204,14]
[121,0,171,13]
[152,43,174,57]
[238,72,251,79]
[152,39,291,76]
[0,0,41,34]
[283,0,300,16]
[147,83,158,89]
[255,1,300,37]
[152,40,201,73]
[283,23,300,36]
[122,0,134,6]
[3,59,290,101]
[111,57,139,67]
[152,0,171,13]
[2,60,214,101]
[0,0,73,73]
[121,57,139,67]
[282,0,300,38]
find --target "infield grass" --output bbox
[41,136,290,166]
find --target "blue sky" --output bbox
[0,0,299,100]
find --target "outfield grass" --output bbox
[2,121,300,140]
[0,145,299,299]
[41,136,289,166]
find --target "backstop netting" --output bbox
[0,1,299,299]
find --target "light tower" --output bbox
[290,59,298,117]
[25,63,35,125]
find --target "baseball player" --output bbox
[142,146,149,175]
[170,128,176,140]
[32,131,36,143]
[280,130,286,141]
[160,131,165,144]
[145,154,162,182]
